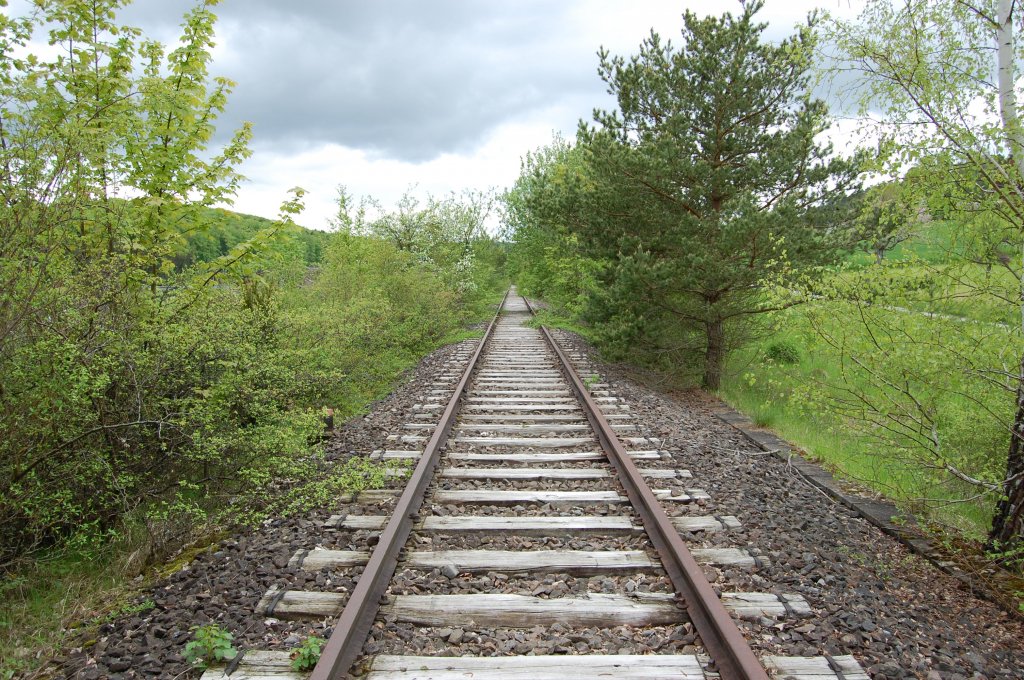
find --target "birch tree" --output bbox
[833,0,1024,545]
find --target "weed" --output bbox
[230,455,411,525]
[290,635,325,671]
[986,539,1024,572]
[97,598,154,625]
[183,624,237,668]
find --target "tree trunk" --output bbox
[997,0,1024,179]
[703,317,724,391]
[990,351,1024,546]
[988,0,1024,547]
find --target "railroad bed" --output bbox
[202,290,868,680]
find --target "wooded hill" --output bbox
[172,207,332,270]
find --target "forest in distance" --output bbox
[3,0,1024,674]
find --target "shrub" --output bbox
[764,340,801,365]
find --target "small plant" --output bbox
[584,374,600,388]
[97,598,155,624]
[290,635,325,671]
[183,624,237,668]
[986,538,1024,572]
[764,340,801,365]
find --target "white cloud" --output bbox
[232,114,564,230]
[4,0,873,228]
[224,1,869,228]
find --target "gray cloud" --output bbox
[118,1,608,161]
[107,1,864,163]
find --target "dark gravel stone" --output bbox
[545,327,1024,679]
[45,322,1024,680]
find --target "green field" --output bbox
[721,221,1020,539]
[724,309,1004,536]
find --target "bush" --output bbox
[0,282,321,564]
[280,234,465,416]
[0,228,498,567]
[764,340,801,365]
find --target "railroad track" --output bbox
[204,289,868,680]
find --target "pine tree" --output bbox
[575,0,860,389]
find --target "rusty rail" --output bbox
[527,299,769,680]
[309,288,509,680]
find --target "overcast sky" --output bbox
[15,0,866,229]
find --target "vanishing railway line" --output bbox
[204,289,868,680]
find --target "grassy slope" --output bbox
[721,220,1017,538]
[719,307,999,536]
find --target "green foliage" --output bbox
[103,598,155,623]
[848,181,922,263]
[987,539,1024,576]
[281,233,464,417]
[0,0,504,573]
[764,340,801,365]
[290,635,325,672]
[0,0,277,565]
[725,271,1014,537]
[578,1,862,390]
[338,185,505,303]
[183,624,237,668]
[247,456,409,525]
[285,187,508,419]
[804,287,1011,501]
[505,2,861,390]
[503,135,603,317]
[830,0,1024,545]
[173,208,330,270]
[1,263,324,561]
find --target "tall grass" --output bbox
[1,538,152,678]
[721,304,1003,538]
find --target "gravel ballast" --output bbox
[47,338,480,680]
[45,319,1024,680]
[550,327,1024,680]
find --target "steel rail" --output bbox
[526,299,769,680]
[309,287,510,680]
